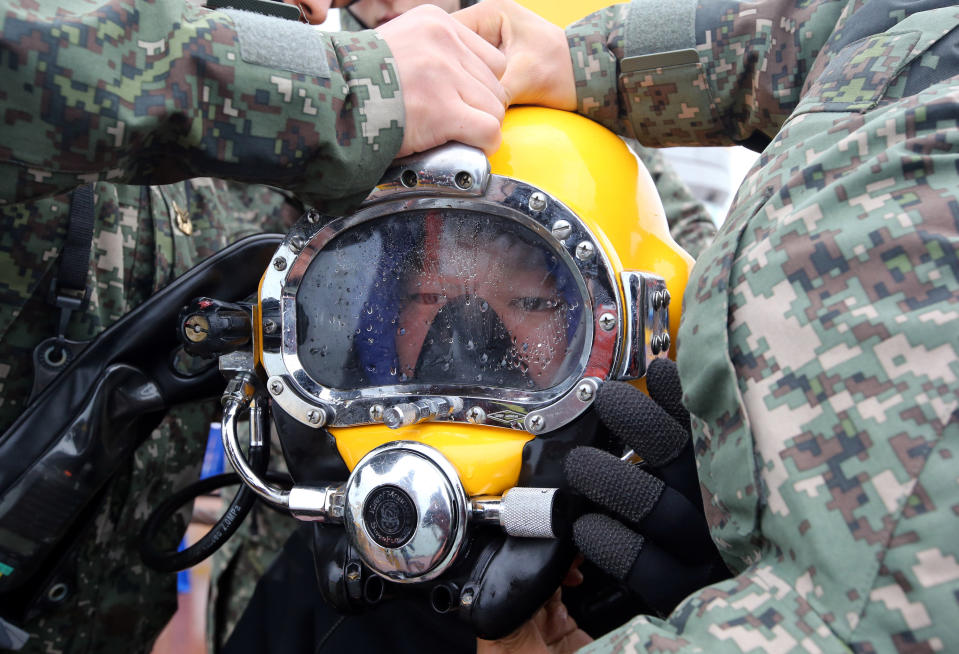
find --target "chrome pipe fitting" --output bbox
[222,375,290,509]
[221,373,343,522]
[288,486,345,522]
[344,442,469,582]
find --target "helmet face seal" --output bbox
[258,144,668,434]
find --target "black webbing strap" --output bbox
[51,184,95,337]
[56,184,95,299]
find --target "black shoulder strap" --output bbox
[26,185,97,402]
[50,184,95,336]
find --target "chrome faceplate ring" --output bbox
[259,144,626,432]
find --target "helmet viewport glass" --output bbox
[295,209,587,393]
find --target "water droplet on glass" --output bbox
[399,327,407,335]
[480,353,488,363]
[480,300,489,313]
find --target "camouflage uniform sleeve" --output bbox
[0,1,403,213]
[628,141,716,258]
[571,2,959,653]
[567,0,847,147]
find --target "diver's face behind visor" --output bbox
[395,218,574,388]
[217,107,693,637]
[295,210,584,394]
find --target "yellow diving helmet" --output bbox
[206,106,692,638]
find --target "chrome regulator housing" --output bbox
[344,441,469,582]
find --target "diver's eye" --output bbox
[409,293,446,305]
[511,296,564,312]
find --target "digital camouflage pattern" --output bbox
[0,1,405,651]
[0,181,300,431]
[569,0,959,651]
[0,179,301,654]
[0,0,404,213]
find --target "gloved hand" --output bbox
[564,358,730,616]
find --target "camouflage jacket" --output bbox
[0,0,404,213]
[569,0,959,652]
[0,1,402,651]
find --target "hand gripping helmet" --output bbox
[193,107,693,638]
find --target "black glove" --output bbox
[564,358,730,616]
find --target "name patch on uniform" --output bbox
[222,8,331,78]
